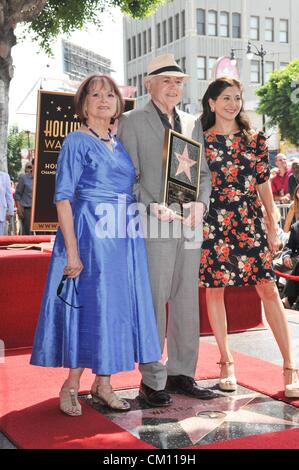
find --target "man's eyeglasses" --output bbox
[57,274,83,309]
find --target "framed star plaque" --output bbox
[161,129,202,216]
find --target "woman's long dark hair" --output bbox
[200,77,252,141]
[294,184,299,215]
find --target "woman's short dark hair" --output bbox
[200,77,252,140]
[74,74,124,123]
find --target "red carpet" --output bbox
[1,341,298,449]
[0,250,51,349]
[199,286,264,335]
[0,235,51,246]
[1,246,264,349]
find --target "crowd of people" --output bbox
[269,154,299,310]
[270,153,299,206]
[2,53,299,416]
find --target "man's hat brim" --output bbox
[146,70,190,80]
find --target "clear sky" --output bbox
[9,8,124,130]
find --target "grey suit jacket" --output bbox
[118,101,211,212]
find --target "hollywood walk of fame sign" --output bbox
[161,129,202,217]
[123,97,137,112]
[31,90,136,232]
[31,90,80,231]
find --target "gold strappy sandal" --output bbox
[91,383,130,411]
[59,387,82,417]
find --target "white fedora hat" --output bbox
[146,53,190,79]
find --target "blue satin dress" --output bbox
[30,131,161,374]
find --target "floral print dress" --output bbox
[199,130,275,288]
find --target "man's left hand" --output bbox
[182,202,205,228]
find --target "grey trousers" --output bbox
[139,237,201,390]
[21,207,32,235]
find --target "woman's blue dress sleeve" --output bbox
[54,134,86,202]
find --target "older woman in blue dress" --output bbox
[30,75,161,416]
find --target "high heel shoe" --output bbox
[91,383,130,412]
[284,366,299,398]
[59,387,82,416]
[217,361,237,392]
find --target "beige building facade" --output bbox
[123,0,299,131]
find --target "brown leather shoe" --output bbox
[139,382,172,407]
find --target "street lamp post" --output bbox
[246,41,267,130]
[230,41,267,131]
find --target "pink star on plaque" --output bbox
[174,145,196,182]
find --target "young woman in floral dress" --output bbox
[199,77,299,398]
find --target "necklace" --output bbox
[85,124,111,142]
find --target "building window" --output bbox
[181,10,186,37]
[175,13,180,40]
[181,57,186,73]
[220,12,229,37]
[132,36,136,59]
[208,57,217,80]
[265,17,274,42]
[208,10,217,36]
[232,13,241,38]
[62,40,112,80]
[143,73,147,94]
[156,23,161,48]
[138,74,143,96]
[137,33,142,56]
[197,8,205,35]
[127,38,131,61]
[163,20,167,46]
[280,62,288,69]
[168,17,173,42]
[128,78,132,86]
[250,60,260,83]
[249,16,259,40]
[133,76,137,88]
[148,28,152,52]
[280,19,288,43]
[143,31,147,54]
[265,61,275,81]
[197,56,206,80]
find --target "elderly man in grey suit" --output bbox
[118,54,215,407]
